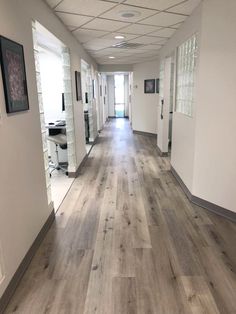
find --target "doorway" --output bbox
[114,74,125,118]
[157,54,176,156]
[32,21,76,210]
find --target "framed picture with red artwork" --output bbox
[0,35,29,113]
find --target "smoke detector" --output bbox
[118,10,141,19]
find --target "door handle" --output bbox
[161,99,164,120]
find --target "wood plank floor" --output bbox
[5,118,236,314]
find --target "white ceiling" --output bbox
[45,0,202,65]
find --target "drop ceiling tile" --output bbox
[83,38,117,50]
[45,0,61,8]
[97,47,129,54]
[55,0,116,16]
[149,27,176,37]
[56,12,93,28]
[171,22,183,29]
[81,18,130,32]
[129,35,162,45]
[141,12,186,27]
[124,0,185,11]
[73,29,108,43]
[120,24,160,35]
[67,25,77,31]
[100,4,155,23]
[167,0,202,15]
[140,44,162,51]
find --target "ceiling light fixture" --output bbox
[109,56,115,59]
[115,35,125,39]
[118,10,141,19]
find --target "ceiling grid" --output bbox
[45,0,202,64]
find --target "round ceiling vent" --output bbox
[119,10,141,19]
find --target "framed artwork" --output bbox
[144,79,155,94]
[156,78,160,93]
[0,35,29,113]
[75,71,82,101]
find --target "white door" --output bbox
[157,57,172,154]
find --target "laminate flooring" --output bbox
[5,118,236,314]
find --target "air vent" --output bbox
[112,42,144,49]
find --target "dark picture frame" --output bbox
[0,35,29,113]
[156,78,160,94]
[144,79,155,94]
[75,71,82,101]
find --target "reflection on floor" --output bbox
[50,170,74,211]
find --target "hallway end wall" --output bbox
[132,60,159,134]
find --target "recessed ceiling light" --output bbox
[109,56,115,59]
[118,10,141,19]
[115,35,125,39]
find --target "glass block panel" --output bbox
[44,151,49,170]
[64,79,72,92]
[63,66,71,80]
[40,113,45,130]
[34,51,40,72]
[64,92,72,106]
[38,93,44,113]
[36,72,42,93]
[176,34,197,117]
[62,52,70,66]
[45,169,50,188]
[42,131,47,152]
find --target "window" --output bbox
[176,35,197,117]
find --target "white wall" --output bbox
[159,0,236,214]
[159,4,202,190]
[192,0,236,213]
[0,0,97,299]
[132,60,159,134]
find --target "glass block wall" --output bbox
[61,47,77,172]
[176,34,198,117]
[32,21,52,205]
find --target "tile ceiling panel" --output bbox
[100,4,155,23]
[46,0,201,64]
[46,0,61,8]
[124,0,185,11]
[119,24,160,35]
[149,27,177,38]
[83,38,120,50]
[168,0,202,15]
[56,12,93,28]
[55,0,116,16]
[141,12,187,27]
[73,29,108,43]
[129,36,163,45]
[81,18,130,32]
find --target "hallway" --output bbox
[5,119,236,314]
